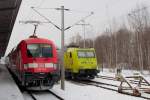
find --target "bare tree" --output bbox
[128,4,150,72]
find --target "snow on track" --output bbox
[31,91,60,100]
[52,81,145,100]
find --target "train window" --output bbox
[27,44,53,58]
[41,44,53,57]
[86,51,95,57]
[78,51,95,58]
[78,51,86,58]
[27,44,40,57]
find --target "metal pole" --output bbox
[33,24,38,36]
[82,20,86,48]
[61,6,65,90]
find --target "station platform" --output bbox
[0,64,24,100]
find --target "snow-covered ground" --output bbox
[0,64,24,100]
[23,80,148,100]
[52,81,144,100]
[1,63,149,100]
[99,69,150,82]
[50,69,150,100]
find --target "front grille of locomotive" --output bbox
[27,79,54,87]
[24,72,55,87]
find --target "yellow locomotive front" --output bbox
[64,47,99,80]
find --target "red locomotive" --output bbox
[7,35,60,90]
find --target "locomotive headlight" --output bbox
[24,64,28,69]
[53,64,57,69]
[45,63,53,68]
[24,63,38,69]
[28,63,38,68]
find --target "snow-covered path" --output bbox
[0,64,24,100]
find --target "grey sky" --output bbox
[5,0,150,55]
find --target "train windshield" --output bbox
[78,51,95,58]
[27,44,53,58]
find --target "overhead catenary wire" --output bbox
[34,7,91,14]
[32,7,58,10]
[31,7,61,30]
[65,12,94,30]
[31,7,94,31]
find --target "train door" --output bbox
[68,52,73,68]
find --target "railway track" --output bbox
[47,90,64,100]
[25,90,64,100]
[97,75,117,81]
[97,75,150,86]
[26,90,37,100]
[7,66,64,100]
[74,80,150,100]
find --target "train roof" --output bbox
[67,45,79,48]
[8,37,56,55]
[22,37,54,44]
[66,47,95,52]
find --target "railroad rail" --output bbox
[26,90,37,100]
[96,75,117,81]
[97,75,150,86]
[118,75,150,97]
[98,75,150,98]
[47,90,64,100]
[25,89,64,100]
[8,66,64,100]
[73,79,150,99]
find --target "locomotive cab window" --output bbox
[41,44,53,57]
[78,51,86,58]
[86,51,95,57]
[78,51,95,58]
[27,44,53,58]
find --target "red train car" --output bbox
[7,36,60,90]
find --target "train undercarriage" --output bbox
[21,72,60,90]
[65,69,99,80]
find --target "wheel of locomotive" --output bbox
[65,71,71,79]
